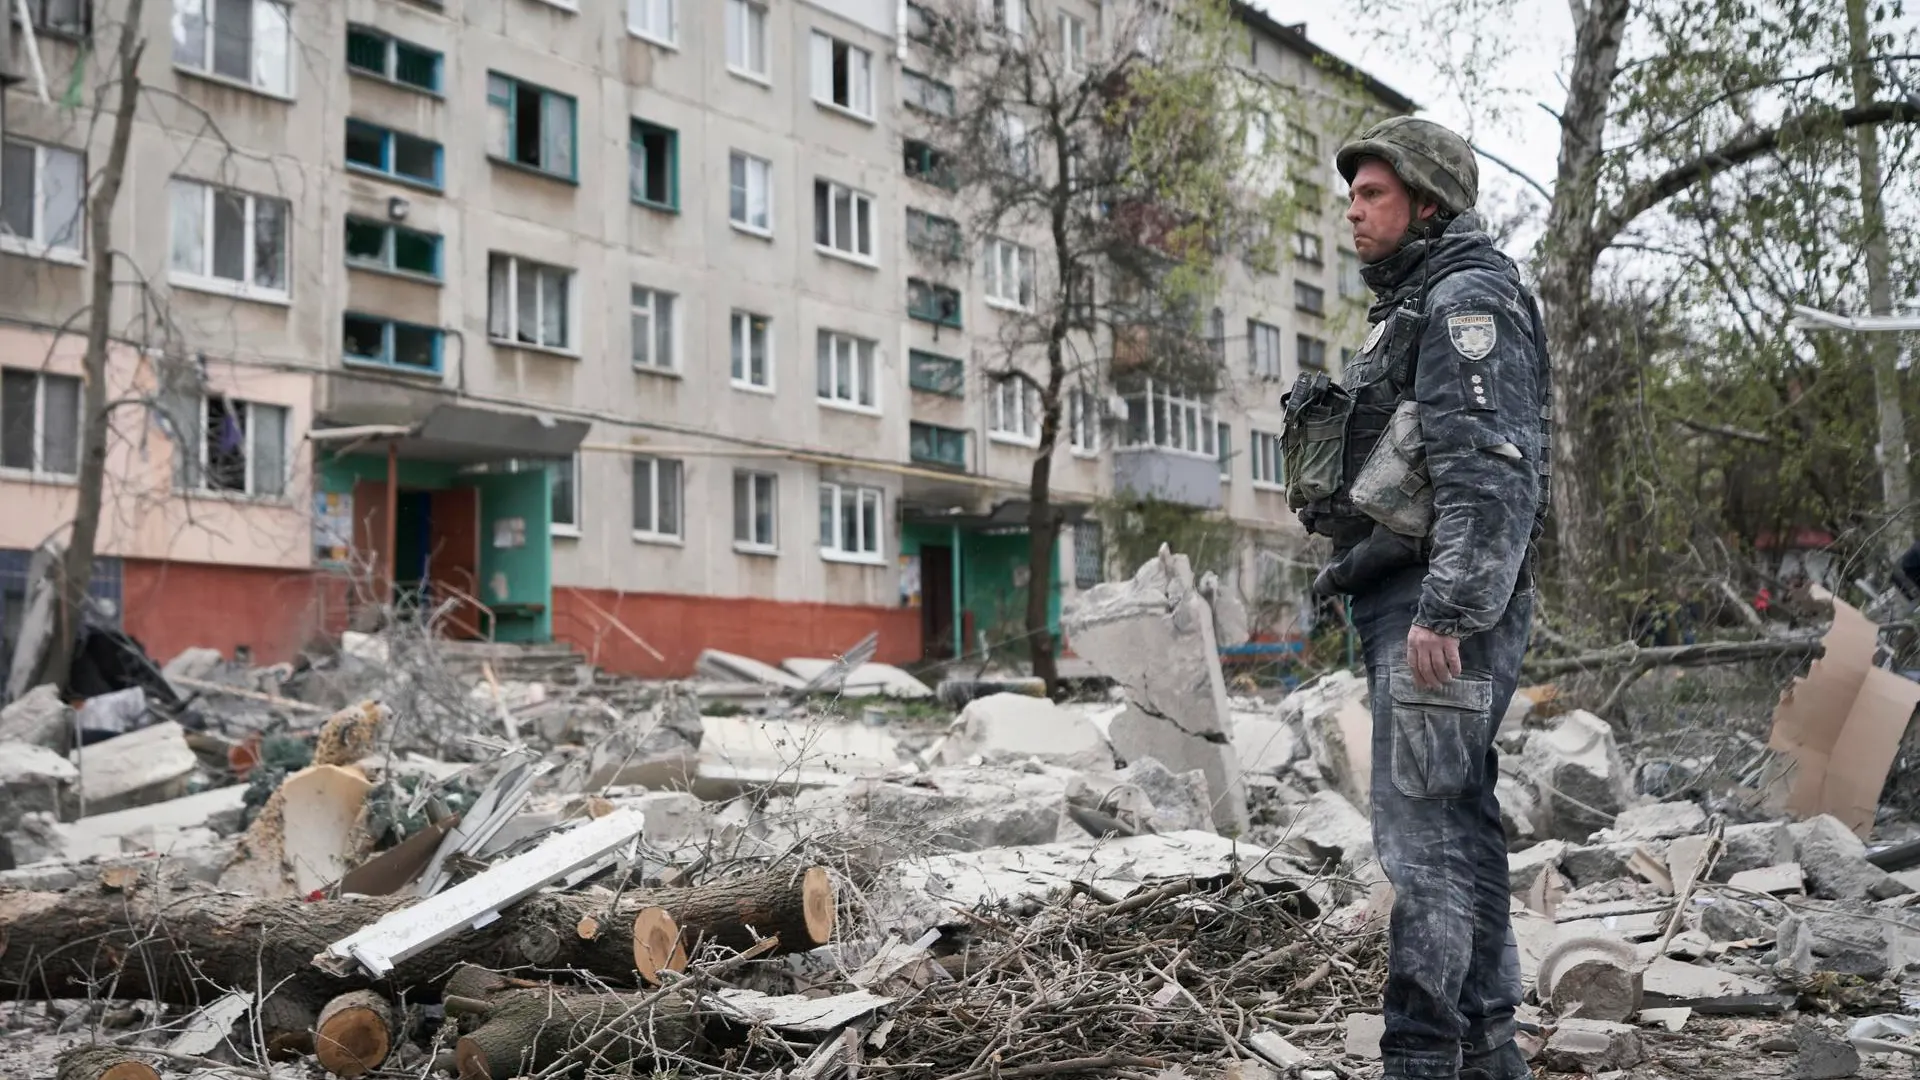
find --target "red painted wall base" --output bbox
[553,588,923,679]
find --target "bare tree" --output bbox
[908,0,1344,689]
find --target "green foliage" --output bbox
[1096,495,1245,580]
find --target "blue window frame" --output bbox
[344,119,443,189]
[343,217,442,280]
[486,72,578,180]
[342,312,444,374]
[345,25,443,93]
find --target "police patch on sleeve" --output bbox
[1362,320,1387,355]
[1447,313,1497,360]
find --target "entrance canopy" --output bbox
[308,404,590,464]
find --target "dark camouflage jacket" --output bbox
[1347,213,1548,637]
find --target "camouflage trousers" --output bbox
[1350,565,1533,1080]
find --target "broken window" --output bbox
[487,73,577,178]
[168,177,289,297]
[630,120,678,209]
[193,395,287,497]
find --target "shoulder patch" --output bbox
[1447,313,1497,360]
[1362,320,1387,354]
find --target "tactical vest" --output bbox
[1284,263,1554,555]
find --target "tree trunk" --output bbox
[453,986,703,1080]
[0,869,834,1013]
[1845,0,1911,563]
[54,1047,159,1080]
[37,0,145,694]
[314,989,397,1078]
[1538,0,1631,618]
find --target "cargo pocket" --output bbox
[1388,668,1494,800]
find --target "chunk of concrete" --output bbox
[1065,549,1247,833]
[842,771,1065,853]
[1520,711,1633,842]
[162,647,226,686]
[0,684,70,749]
[1729,863,1805,895]
[1198,569,1251,648]
[0,741,77,789]
[1543,1019,1643,1072]
[938,693,1112,770]
[1497,774,1544,850]
[1714,821,1796,881]
[1640,956,1774,1001]
[1559,842,1640,888]
[74,720,198,815]
[1774,903,1901,979]
[780,659,933,699]
[1699,895,1781,942]
[1342,1013,1383,1060]
[1093,757,1213,833]
[1538,933,1642,1022]
[1284,790,1377,879]
[1790,815,1912,901]
[1592,801,1708,843]
[1231,714,1301,777]
[1792,1023,1862,1080]
[1509,840,1567,896]
[695,649,807,690]
[55,784,249,862]
[1280,671,1372,812]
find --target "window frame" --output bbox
[733,469,779,553]
[630,285,679,373]
[1059,11,1086,71]
[341,312,445,375]
[548,454,581,537]
[0,368,83,479]
[813,179,877,263]
[903,139,957,191]
[1295,281,1326,316]
[20,0,90,37]
[908,348,965,397]
[1068,387,1100,456]
[344,118,445,190]
[816,330,879,413]
[1217,421,1232,480]
[730,309,774,392]
[907,277,963,329]
[0,138,85,260]
[171,0,295,98]
[486,252,577,353]
[1250,429,1284,489]
[183,395,290,500]
[983,238,1036,310]
[728,150,773,235]
[167,177,291,303]
[909,421,968,470]
[626,0,679,47]
[988,378,1042,446]
[818,482,884,563]
[1297,333,1328,372]
[1292,230,1324,265]
[343,216,442,281]
[631,454,685,543]
[486,72,580,182]
[809,31,874,120]
[725,0,771,81]
[1119,378,1218,459]
[629,119,680,211]
[901,68,956,117]
[1249,318,1282,379]
[344,24,443,94]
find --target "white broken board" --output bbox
[317,808,647,978]
[711,988,893,1032]
[1638,956,1773,1001]
[780,659,933,699]
[168,991,253,1057]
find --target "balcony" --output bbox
[910,422,968,471]
[1113,448,1222,509]
[909,349,965,396]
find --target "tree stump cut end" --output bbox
[315,990,396,1078]
[802,866,836,947]
[632,906,689,985]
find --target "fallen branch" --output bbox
[1523,635,1823,679]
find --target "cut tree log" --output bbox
[454,986,702,1080]
[0,868,833,1014]
[1524,635,1823,679]
[315,989,396,1078]
[54,1047,159,1080]
[632,906,690,984]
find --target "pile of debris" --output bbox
[3,554,1920,1080]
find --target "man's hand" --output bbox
[1407,625,1462,689]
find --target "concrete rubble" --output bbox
[8,582,1920,1080]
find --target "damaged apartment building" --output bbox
[0,0,1409,676]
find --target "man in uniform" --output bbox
[1298,118,1552,1080]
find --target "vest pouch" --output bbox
[1349,399,1433,538]
[1281,374,1353,512]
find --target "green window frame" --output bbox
[344,217,442,279]
[486,72,578,180]
[629,119,680,210]
[910,422,968,470]
[907,278,963,329]
[345,25,442,92]
[908,349,965,396]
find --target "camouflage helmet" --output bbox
[1336,116,1478,216]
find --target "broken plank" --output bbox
[318,808,647,978]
